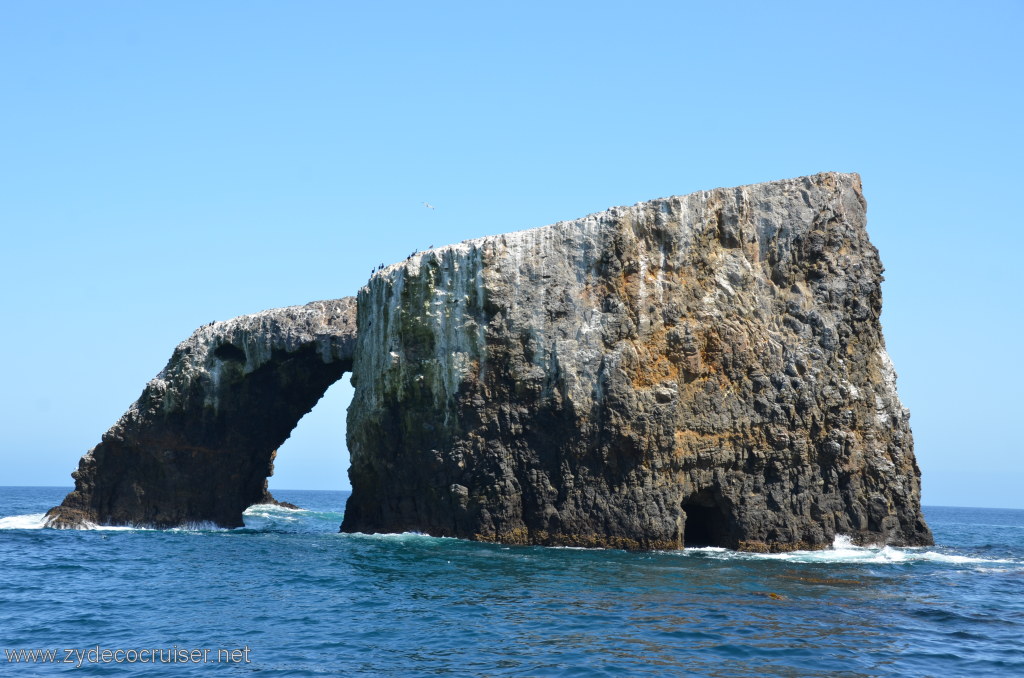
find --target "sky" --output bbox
[1,1,1021,508]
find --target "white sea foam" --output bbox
[244,503,305,514]
[81,522,152,531]
[0,514,151,531]
[343,531,452,545]
[2,509,1018,569]
[0,513,47,529]
[240,503,311,529]
[681,535,1016,566]
[0,504,320,532]
[166,522,223,532]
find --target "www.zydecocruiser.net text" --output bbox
[4,645,252,667]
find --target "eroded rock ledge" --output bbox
[341,172,933,550]
[46,298,356,528]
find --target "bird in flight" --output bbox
[423,202,435,210]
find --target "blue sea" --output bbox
[1,487,1021,676]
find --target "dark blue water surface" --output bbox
[1,487,1022,676]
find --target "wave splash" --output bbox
[0,513,47,530]
[680,535,1017,566]
[0,504,323,532]
[2,509,1018,571]
[0,513,148,531]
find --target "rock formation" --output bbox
[342,172,932,551]
[47,172,931,552]
[46,299,356,528]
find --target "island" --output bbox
[47,172,933,551]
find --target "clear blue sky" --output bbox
[1,1,1020,508]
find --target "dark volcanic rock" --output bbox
[341,172,932,551]
[46,299,356,528]
[47,172,931,551]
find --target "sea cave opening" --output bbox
[681,493,732,548]
[268,376,354,499]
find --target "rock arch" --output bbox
[46,174,934,551]
[45,298,356,528]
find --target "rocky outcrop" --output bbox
[47,172,931,551]
[46,299,356,528]
[342,172,932,551]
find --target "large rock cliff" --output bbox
[46,299,356,528]
[342,172,932,551]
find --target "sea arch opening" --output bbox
[269,376,355,497]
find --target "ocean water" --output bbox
[1,487,1021,677]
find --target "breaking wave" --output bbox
[677,535,1019,567]
[0,513,47,530]
[0,513,148,531]
[3,504,1019,571]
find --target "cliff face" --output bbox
[46,299,356,528]
[342,172,932,551]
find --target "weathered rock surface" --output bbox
[46,298,356,528]
[342,172,932,550]
[47,172,930,551]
